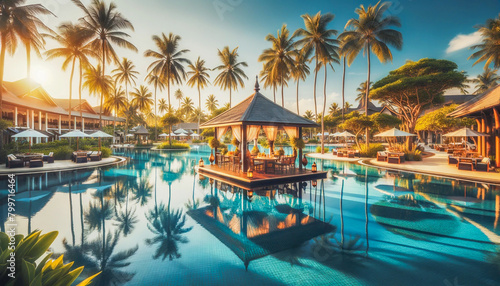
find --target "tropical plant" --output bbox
[469,13,500,69]
[144,32,190,109]
[339,114,374,148]
[161,112,181,145]
[318,51,339,153]
[471,67,500,94]
[328,103,340,116]
[104,84,127,136]
[146,72,166,140]
[113,58,139,133]
[259,24,297,107]
[174,89,183,110]
[355,80,373,108]
[415,104,475,133]
[181,97,195,119]
[187,57,211,133]
[205,94,219,115]
[83,64,113,118]
[296,11,339,121]
[290,48,311,114]
[340,1,403,147]
[213,46,248,107]
[131,85,154,115]
[72,0,137,128]
[0,230,99,285]
[46,22,94,130]
[158,98,168,115]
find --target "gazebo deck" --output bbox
[197,164,327,189]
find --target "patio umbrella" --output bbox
[90,130,113,151]
[335,131,355,137]
[191,133,200,138]
[159,133,168,137]
[374,128,416,145]
[174,128,188,134]
[442,127,489,138]
[60,130,91,150]
[12,129,48,153]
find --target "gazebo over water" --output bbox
[200,77,318,173]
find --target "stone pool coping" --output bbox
[0,156,127,176]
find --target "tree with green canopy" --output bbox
[370,112,401,131]
[370,58,466,134]
[339,113,374,148]
[161,112,181,146]
[415,104,475,134]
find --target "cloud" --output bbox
[446,31,482,54]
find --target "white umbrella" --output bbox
[126,134,134,137]
[442,127,489,138]
[12,129,48,153]
[60,130,91,150]
[90,131,113,151]
[174,128,188,134]
[329,132,340,137]
[159,133,168,137]
[336,131,355,137]
[191,133,200,137]
[177,133,188,137]
[374,128,416,137]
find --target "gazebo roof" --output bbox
[132,125,149,135]
[449,85,500,117]
[200,79,318,129]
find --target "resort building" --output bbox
[1,79,125,142]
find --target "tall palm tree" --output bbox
[46,22,94,131]
[469,13,500,69]
[174,89,183,110]
[83,64,113,125]
[205,94,219,115]
[319,53,339,153]
[355,81,373,107]
[304,110,314,138]
[187,57,210,134]
[290,48,311,114]
[130,85,154,116]
[146,72,165,140]
[158,98,168,115]
[340,1,403,147]
[296,12,339,121]
[213,46,248,107]
[260,68,278,102]
[144,32,190,110]
[0,0,52,114]
[329,102,340,117]
[471,67,500,94]
[72,0,137,128]
[258,24,298,107]
[113,58,138,133]
[104,84,126,136]
[181,97,195,119]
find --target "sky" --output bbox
[5,0,500,115]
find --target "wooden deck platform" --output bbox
[197,164,327,190]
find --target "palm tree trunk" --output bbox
[273,85,276,103]
[125,82,129,136]
[321,64,327,154]
[169,125,172,146]
[197,85,201,134]
[296,80,300,114]
[313,53,319,122]
[0,34,6,115]
[154,86,157,141]
[365,44,371,148]
[69,58,76,131]
[100,42,105,129]
[229,88,232,108]
[167,68,171,109]
[79,63,83,130]
[342,57,346,122]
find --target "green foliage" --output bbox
[0,230,99,286]
[251,145,259,154]
[258,137,269,148]
[0,119,13,131]
[231,137,240,146]
[99,147,111,158]
[276,147,285,156]
[200,128,214,137]
[405,149,423,161]
[223,136,230,144]
[208,137,220,149]
[192,139,202,143]
[307,138,319,144]
[211,106,229,118]
[415,104,475,132]
[315,146,329,153]
[290,137,305,150]
[54,146,74,160]
[340,114,374,147]
[370,113,401,130]
[157,142,190,150]
[354,143,385,158]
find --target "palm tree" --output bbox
[260,68,278,103]
[130,85,154,115]
[213,46,248,107]
[471,67,500,94]
[304,110,314,138]
[296,12,339,121]
[469,13,500,69]
[258,24,298,107]
[340,1,403,147]
[329,102,340,117]
[113,58,139,133]
[83,64,113,126]
[72,0,137,128]
[162,112,181,146]
[46,22,94,131]
[0,0,52,114]
[146,72,166,140]
[355,81,373,107]
[187,57,211,134]
[144,32,190,110]
[344,101,352,113]
[181,97,195,119]
[104,85,127,136]
[174,89,183,110]
[158,98,168,115]
[131,177,152,206]
[205,94,219,115]
[290,48,311,114]
[319,53,339,153]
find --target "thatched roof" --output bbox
[449,85,500,117]
[132,125,149,135]
[200,81,318,128]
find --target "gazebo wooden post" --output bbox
[476,119,482,155]
[241,124,247,173]
[482,117,486,157]
[299,127,303,171]
[214,127,218,165]
[494,108,500,167]
[486,115,491,157]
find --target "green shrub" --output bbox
[100,147,111,158]
[290,137,305,150]
[192,139,202,143]
[54,146,74,160]
[231,137,240,146]
[157,142,190,150]
[405,149,423,161]
[208,137,220,149]
[315,146,329,153]
[355,143,385,158]
[308,138,319,144]
[258,137,269,148]
[0,230,99,286]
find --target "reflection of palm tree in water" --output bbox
[132,177,152,206]
[146,182,193,260]
[114,182,138,237]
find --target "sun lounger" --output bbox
[6,154,24,168]
[476,157,491,172]
[448,156,458,165]
[387,153,401,164]
[457,158,473,171]
[377,151,387,162]
[43,152,54,163]
[89,151,102,161]
[75,151,88,163]
[29,159,43,168]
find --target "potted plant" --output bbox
[209,137,220,150]
[251,145,259,156]
[290,136,305,158]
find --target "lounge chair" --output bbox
[43,152,54,163]
[89,151,102,161]
[377,151,387,162]
[448,156,458,165]
[75,151,88,163]
[476,157,491,172]
[457,158,473,171]
[6,154,24,168]
[387,154,401,164]
[29,159,43,168]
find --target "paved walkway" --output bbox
[306,152,367,162]
[0,156,127,175]
[307,147,500,184]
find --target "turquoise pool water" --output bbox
[1,145,500,285]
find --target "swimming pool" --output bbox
[2,145,499,285]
